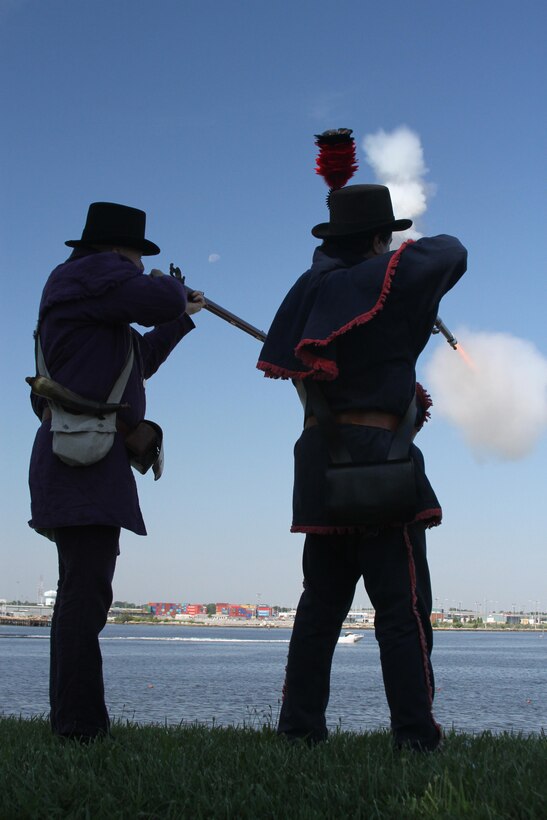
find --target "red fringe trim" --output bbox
[291,508,442,535]
[294,241,414,370]
[256,360,320,381]
[414,508,442,528]
[403,525,442,733]
[294,349,338,378]
[416,382,433,427]
[256,358,337,381]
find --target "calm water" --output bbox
[1,625,545,734]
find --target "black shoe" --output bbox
[395,726,442,753]
[57,730,112,744]
[278,731,326,748]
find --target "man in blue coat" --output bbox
[28,201,204,741]
[258,184,467,751]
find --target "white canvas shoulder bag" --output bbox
[36,335,134,467]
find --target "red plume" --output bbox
[314,128,358,190]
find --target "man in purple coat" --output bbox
[28,202,205,741]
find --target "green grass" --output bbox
[0,717,545,819]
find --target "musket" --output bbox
[169,264,267,342]
[171,263,457,351]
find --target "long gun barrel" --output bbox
[191,292,267,342]
[431,316,458,349]
[170,264,267,342]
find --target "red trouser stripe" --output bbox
[403,524,441,732]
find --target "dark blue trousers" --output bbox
[50,525,119,739]
[278,523,441,749]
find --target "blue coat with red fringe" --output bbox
[257,236,467,534]
[28,252,195,539]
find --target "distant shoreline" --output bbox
[108,620,546,634]
[1,615,544,633]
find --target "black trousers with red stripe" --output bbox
[277,523,441,749]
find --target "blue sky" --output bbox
[1,0,545,613]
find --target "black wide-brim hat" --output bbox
[311,184,412,239]
[65,202,160,256]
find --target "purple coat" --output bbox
[28,251,195,538]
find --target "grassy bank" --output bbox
[0,717,545,819]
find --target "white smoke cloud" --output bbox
[426,329,547,460]
[208,253,221,263]
[363,126,426,182]
[362,125,432,246]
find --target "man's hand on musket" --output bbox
[166,264,205,315]
[151,267,204,314]
[185,290,206,315]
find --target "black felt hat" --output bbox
[65,202,160,255]
[311,184,412,239]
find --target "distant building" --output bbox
[186,604,207,616]
[487,613,507,624]
[146,601,281,619]
[147,602,207,618]
[346,610,375,624]
[256,606,272,618]
[44,590,57,606]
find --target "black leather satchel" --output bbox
[304,382,418,527]
[325,457,417,526]
[124,420,164,480]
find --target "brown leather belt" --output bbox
[41,407,131,436]
[304,409,401,432]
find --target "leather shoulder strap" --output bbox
[35,330,134,404]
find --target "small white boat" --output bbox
[337,632,363,644]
